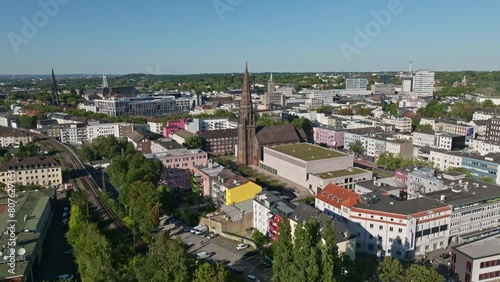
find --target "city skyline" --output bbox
[2,0,500,74]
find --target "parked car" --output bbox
[62,212,68,218]
[246,274,260,282]
[438,253,451,260]
[243,251,258,258]
[57,274,74,280]
[226,266,243,275]
[64,249,73,255]
[63,206,69,211]
[206,232,218,239]
[196,251,211,259]
[183,227,192,232]
[237,243,249,250]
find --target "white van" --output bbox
[195,225,208,235]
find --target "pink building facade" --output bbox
[313,127,344,148]
[154,149,208,189]
[162,119,187,138]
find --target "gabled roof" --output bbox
[127,130,147,143]
[316,183,361,209]
[256,124,306,145]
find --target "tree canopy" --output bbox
[348,140,365,156]
[184,135,203,149]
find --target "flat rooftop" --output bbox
[314,167,367,179]
[453,235,500,259]
[355,190,448,215]
[271,143,347,161]
[425,178,500,206]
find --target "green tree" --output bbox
[184,135,203,149]
[405,264,443,282]
[272,219,294,282]
[292,117,313,135]
[74,223,114,282]
[415,123,433,132]
[134,235,190,282]
[480,176,495,184]
[126,181,161,237]
[356,107,372,116]
[316,106,333,115]
[422,100,448,118]
[252,229,267,246]
[193,263,228,282]
[338,108,354,116]
[19,115,37,129]
[378,257,404,282]
[481,99,496,108]
[321,222,340,282]
[348,140,365,156]
[446,167,473,178]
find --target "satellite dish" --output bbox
[17,248,26,256]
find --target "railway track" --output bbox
[45,138,147,249]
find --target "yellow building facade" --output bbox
[225,181,262,206]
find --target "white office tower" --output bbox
[412,70,435,97]
[402,76,413,94]
[346,78,368,89]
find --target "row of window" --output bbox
[479,271,500,281]
[480,259,500,269]
[415,225,447,238]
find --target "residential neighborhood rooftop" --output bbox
[271,143,346,161]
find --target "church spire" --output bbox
[269,71,273,82]
[237,63,256,165]
[242,62,251,107]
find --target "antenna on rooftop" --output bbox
[409,58,413,74]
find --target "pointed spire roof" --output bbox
[242,63,251,106]
[269,71,273,82]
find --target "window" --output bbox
[389,238,393,243]
[370,224,374,228]
[368,244,374,251]
[398,228,402,233]
[379,226,383,230]
[389,227,394,232]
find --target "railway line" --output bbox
[44,138,147,249]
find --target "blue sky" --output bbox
[1,0,499,74]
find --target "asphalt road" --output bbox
[164,224,273,282]
[36,191,78,281]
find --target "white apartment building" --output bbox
[399,98,427,109]
[60,124,87,144]
[425,177,500,246]
[0,127,31,147]
[452,235,500,282]
[185,118,237,134]
[0,156,62,187]
[147,120,164,134]
[86,123,132,142]
[429,150,462,171]
[82,95,189,117]
[315,183,451,259]
[412,71,435,97]
[413,131,466,151]
[382,117,412,133]
[469,139,500,156]
[253,191,296,237]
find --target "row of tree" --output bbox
[376,152,434,170]
[79,135,136,161]
[66,191,229,281]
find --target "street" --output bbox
[164,223,273,282]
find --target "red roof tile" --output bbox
[315,183,360,209]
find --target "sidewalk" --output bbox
[249,165,314,200]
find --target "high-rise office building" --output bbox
[412,70,435,97]
[346,78,368,89]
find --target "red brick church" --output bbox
[236,64,307,165]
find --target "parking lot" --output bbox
[163,222,273,282]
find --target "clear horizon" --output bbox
[2,0,500,75]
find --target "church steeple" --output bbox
[237,63,256,165]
